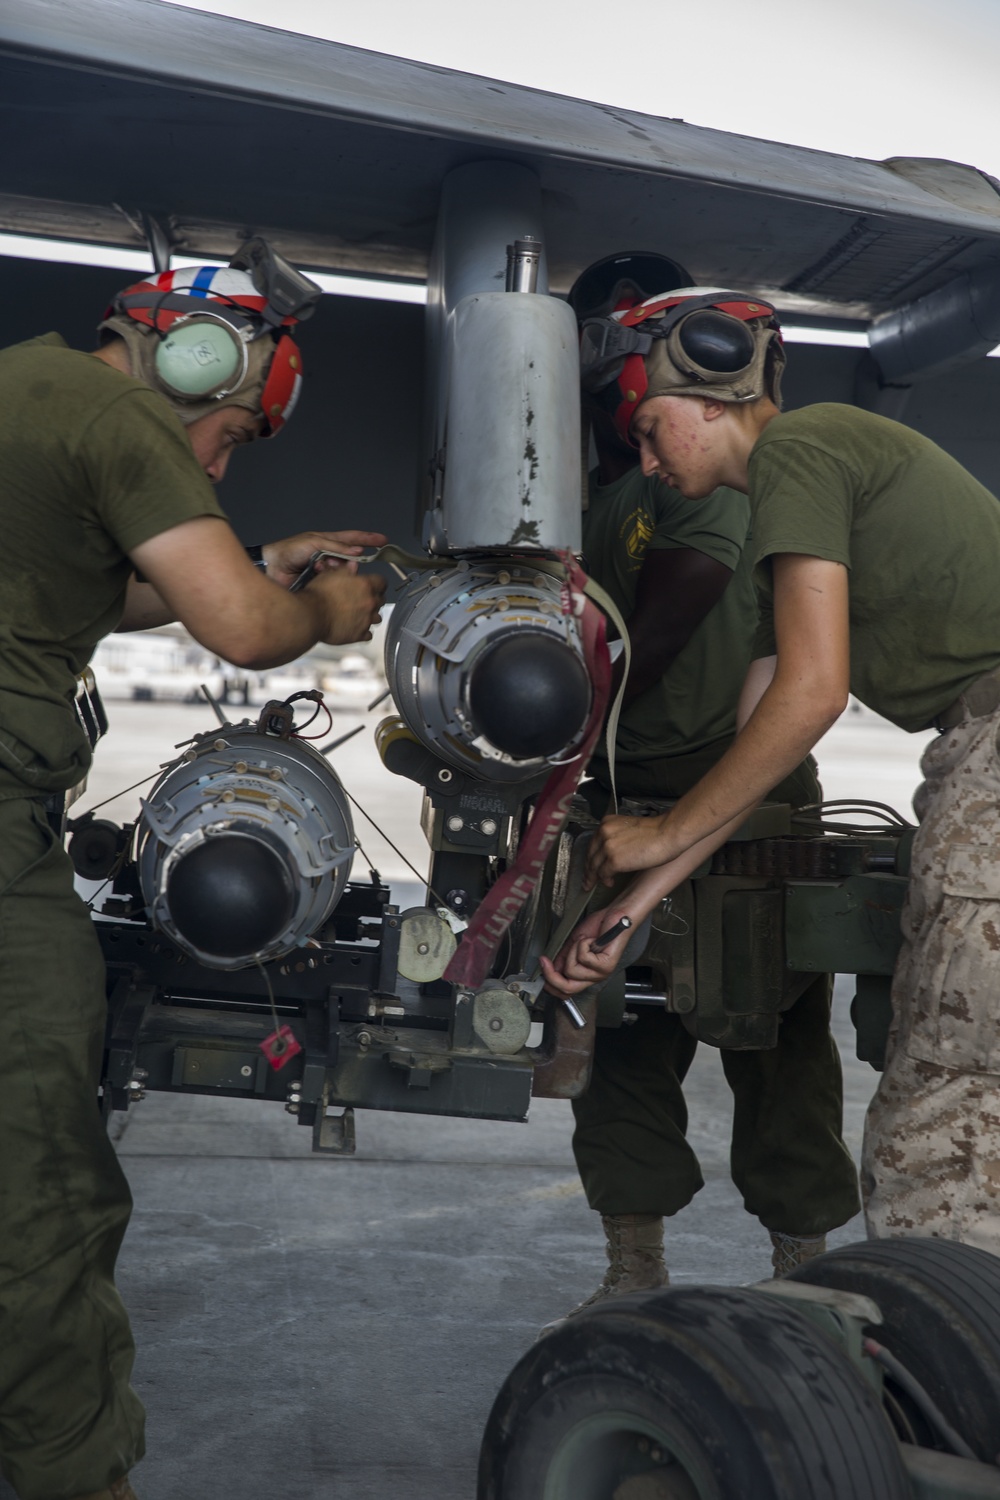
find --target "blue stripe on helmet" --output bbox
[189,266,216,299]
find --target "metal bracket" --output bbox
[113,205,176,273]
[376,906,402,996]
[104,976,156,1111]
[312,1084,356,1155]
[256,699,296,739]
[295,993,339,1128]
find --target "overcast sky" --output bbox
[169,0,1000,179]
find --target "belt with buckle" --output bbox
[933,663,1000,731]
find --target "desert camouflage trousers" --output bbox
[864,704,1000,1249]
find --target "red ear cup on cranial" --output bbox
[676,310,757,373]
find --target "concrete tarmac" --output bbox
[0,702,932,1500]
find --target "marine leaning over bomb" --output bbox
[541,285,1000,1254]
[0,240,385,1500]
[545,254,857,1325]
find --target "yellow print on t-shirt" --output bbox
[620,507,653,567]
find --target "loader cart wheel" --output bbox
[790,1236,1000,1462]
[478,1285,910,1500]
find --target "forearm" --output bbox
[116,578,177,632]
[130,518,332,669]
[185,575,327,669]
[652,670,842,864]
[618,808,757,920]
[117,561,323,662]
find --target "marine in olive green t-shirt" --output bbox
[748,403,1000,732]
[582,466,757,783]
[0,333,225,793]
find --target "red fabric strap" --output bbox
[443,555,612,990]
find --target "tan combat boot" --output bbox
[770,1230,827,1279]
[540,1213,669,1336]
[74,1478,139,1500]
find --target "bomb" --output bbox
[136,703,354,969]
[385,560,592,782]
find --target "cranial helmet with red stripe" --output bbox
[99,237,322,436]
[578,287,785,446]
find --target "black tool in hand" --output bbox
[289,548,377,594]
[592,915,632,951]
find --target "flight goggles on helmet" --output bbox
[579,288,784,445]
[101,237,322,435]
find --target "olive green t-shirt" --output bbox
[581,467,758,773]
[0,333,225,792]
[748,404,1000,732]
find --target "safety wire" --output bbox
[283,689,334,742]
[78,766,175,819]
[78,750,190,912]
[78,726,206,822]
[81,823,138,913]
[254,957,289,1056]
[340,784,452,916]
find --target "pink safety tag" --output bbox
[260,1024,303,1071]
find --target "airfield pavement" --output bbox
[0,700,934,1500]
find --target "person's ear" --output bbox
[701,399,728,423]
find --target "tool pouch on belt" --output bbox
[645,797,816,1049]
[557,794,815,1049]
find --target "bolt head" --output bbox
[480,818,498,837]
[489,1017,503,1032]
[240,1064,253,1077]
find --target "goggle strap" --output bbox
[580,318,653,387]
[623,291,778,336]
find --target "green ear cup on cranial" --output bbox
[154,320,243,397]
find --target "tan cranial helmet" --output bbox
[578,287,785,445]
[98,241,322,435]
[99,310,278,426]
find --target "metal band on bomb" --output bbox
[384,560,593,783]
[137,710,354,969]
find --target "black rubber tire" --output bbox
[478,1285,911,1500]
[790,1236,1000,1463]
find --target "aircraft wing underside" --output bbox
[2,0,1000,323]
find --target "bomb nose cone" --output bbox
[166,832,295,960]
[467,631,591,761]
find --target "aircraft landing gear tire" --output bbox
[790,1236,1000,1462]
[477,1285,911,1500]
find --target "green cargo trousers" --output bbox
[0,796,144,1500]
[572,744,861,1235]
[571,974,859,1232]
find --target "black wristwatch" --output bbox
[246,544,268,572]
